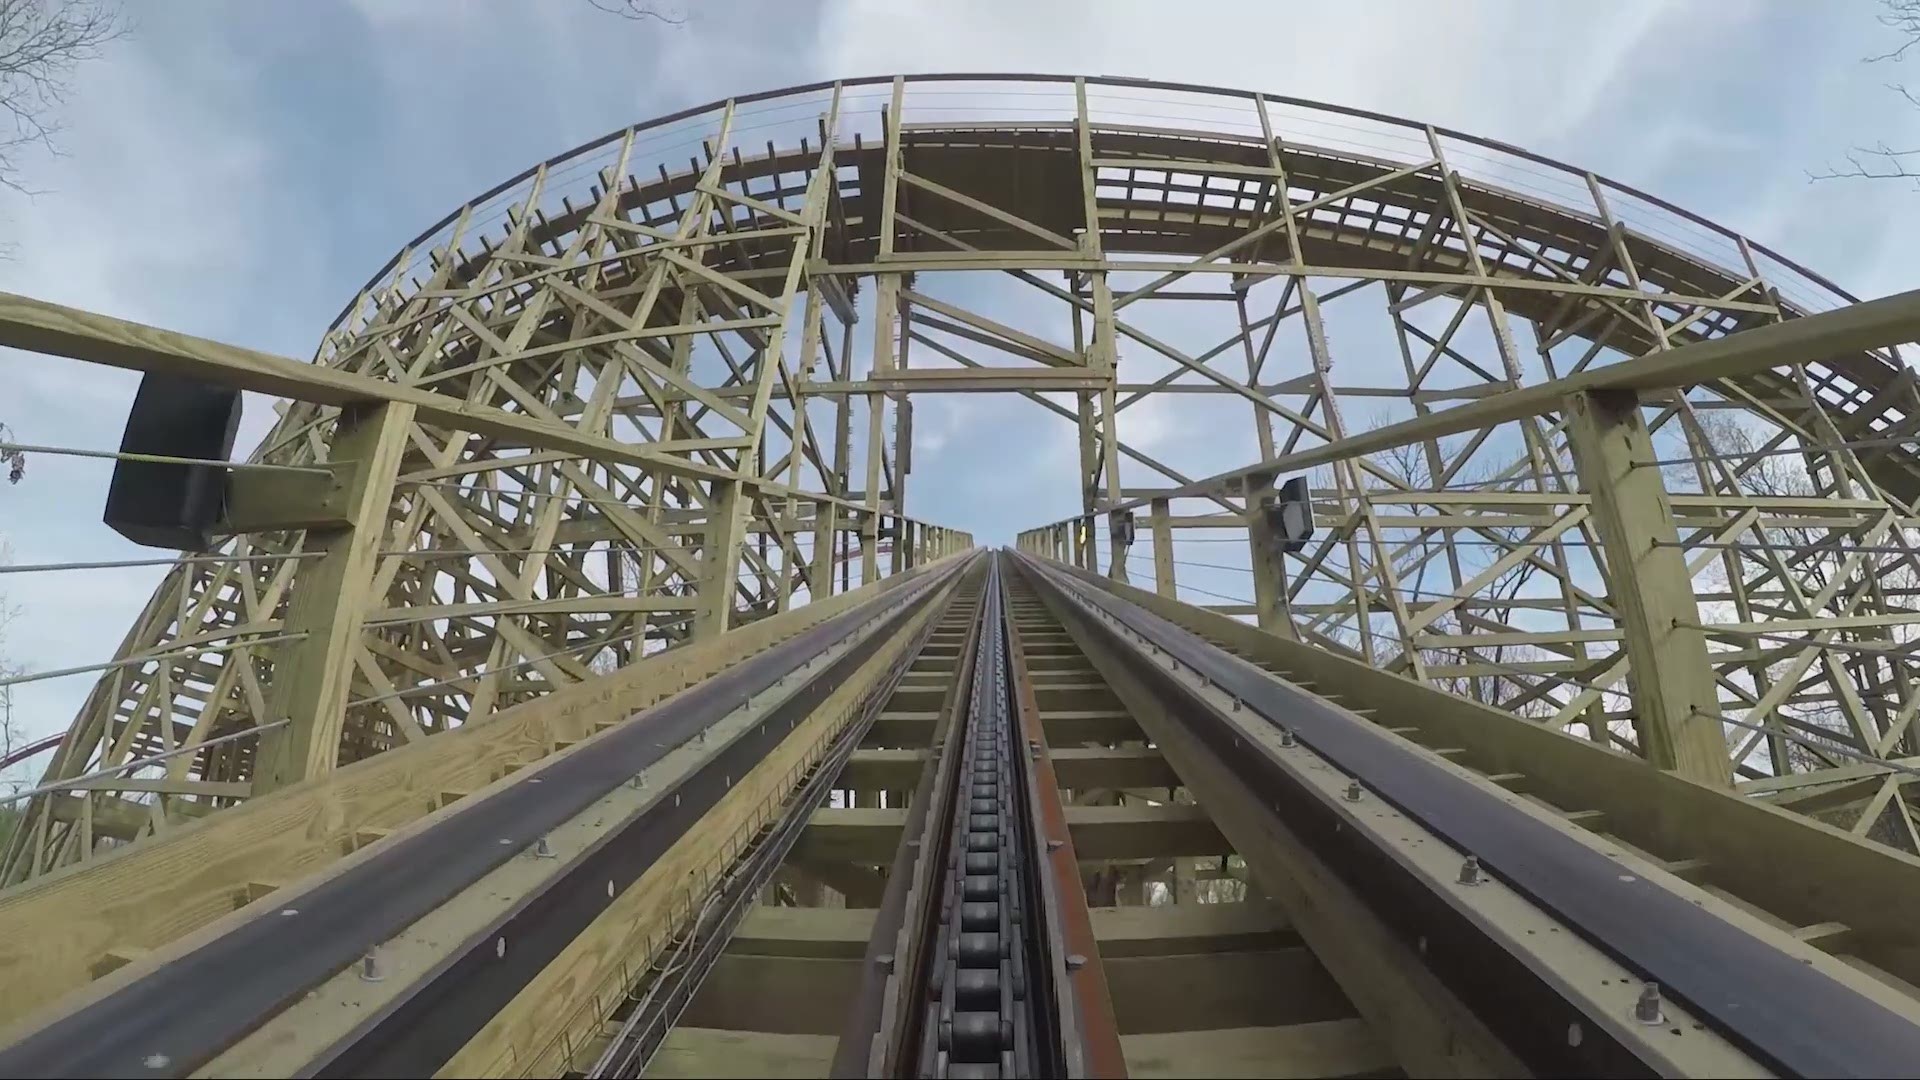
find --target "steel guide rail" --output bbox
[588,564,963,1080]
[1016,551,1920,1078]
[0,556,971,1080]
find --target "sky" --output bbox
[3,0,1919,753]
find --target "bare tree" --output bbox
[1810,0,1920,185]
[0,0,125,195]
[585,0,685,25]
[0,423,21,484]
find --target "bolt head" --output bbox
[1458,855,1484,885]
[1066,953,1087,971]
[1633,981,1666,1025]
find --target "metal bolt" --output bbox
[1066,953,1087,971]
[1344,780,1364,802]
[629,773,646,790]
[534,835,558,859]
[1634,981,1666,1025]
[278,908,300,918]
[1047,838,1065,851]
[359,950,384,983]
[1277,729,1297,748]
[143,1054,171,1070]
[1458,855,1484,886]
[876,953,896,972]
[1231,698,1242,712]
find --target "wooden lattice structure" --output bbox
[7,74,1920,885]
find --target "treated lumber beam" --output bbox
[1065,803,1227,860]
[1121,1021,1395,1079]
[1091,901,1288,957]
[0,558,958,1030]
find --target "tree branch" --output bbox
[585,0,685,24]
[0,0,126,195]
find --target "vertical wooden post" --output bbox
[811,502,838,600]
[254,401,413,793]
[694,478,747,638]
[1566,389,1729,786]
[1245,473,1299,641]
[1149,498,1176,598]
[864,78,905,589]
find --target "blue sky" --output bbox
[3,0,1919,751]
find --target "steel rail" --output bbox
[1016,551,1920,1078]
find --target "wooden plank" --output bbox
[678,954,862,1035]
[1091,901,1288,957]
[0,559,956,1029]
[1121,1020,1393,1079]
[432,577,955,1077]
[1066,803,1227,861]
[1051,566,1521,1076]
[0,291,735,489]
[645,1027,838,1079]
[838,748,926,790]
[793,808,907,864]
[1104,949,1350,1034]
[1051,747,1179,791]
[1012,283,1920,516]
[253,402,415,792]
[732,906,877,959]
[1050,559,1920,996]
[1565,390,1727,786]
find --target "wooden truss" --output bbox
[5,74,1919,883]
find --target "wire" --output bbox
[1635,436,1920,469]
[0,442,329,475]
[0,552,323,575]
[354,615,693,706]
[0,719,293,808]
[0,631,311,690]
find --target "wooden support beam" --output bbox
[679,954,861,1035]
[0,560,955,1029]
[253,402,413,792]
[646,1028,838,1079]
[1091,900,1288,957]
[1148,498,1175,598]
[1052,747,1180,791]
[1065,802,1227,860]
[731,907,876,960]
[1121,1022,1394,1079]
[695,477,747,638]
[220,467,351,533]
[1104,948,1348,1033]
[1565,389,1729,786]
[1029,283,1920,517]
[1244,473,1299,641]
[795,807,906,863]
[839,748,925,790]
